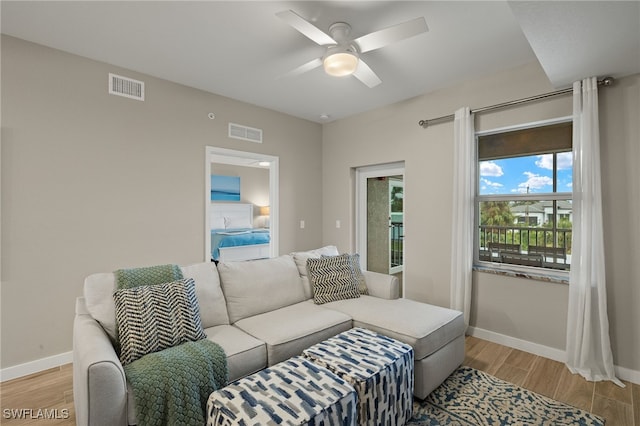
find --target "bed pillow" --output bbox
[113,278,207,365]
[224,216,252,229]
[211,216,226,230]
[307,253,361,305]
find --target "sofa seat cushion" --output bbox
[322,296,465,360]
[233,301,352,365]
[125,324,265,424]
[204,325,266,382]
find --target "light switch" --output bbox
[300,220,305,229]
[336,220,341,228]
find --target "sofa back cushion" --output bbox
[84,262,229,342]
[179,262,230,329]
[218,255,305,324]
[291,246,339,299]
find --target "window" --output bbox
[476,120,572,272]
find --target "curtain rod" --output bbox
[418,76,614,128]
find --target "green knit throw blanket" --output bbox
[124,340,228,426]
[115,264,183,289]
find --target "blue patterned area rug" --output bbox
[407,366,605,425]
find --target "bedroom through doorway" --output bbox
[205,147,279,262]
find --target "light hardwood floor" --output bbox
[1,336,637,425]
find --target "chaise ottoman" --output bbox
[320,296,466,398]
[302,327,414,426]
[206,356,357,426]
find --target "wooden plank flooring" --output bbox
[465,335,637,425]
[0,364,74,425]
[0,336,637,425]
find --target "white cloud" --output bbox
[557,152,573,170]
[480,161,503,177]
[535,153,573,170]
[480,178,503,194]
[516,171,553,193]
[481,178,503,188]
[535,154,553,170]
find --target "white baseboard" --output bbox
[615,365,640,386]
[467,326,567,363]
[468,326,639,385]
[0,351,73,382]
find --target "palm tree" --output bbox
[480,201,515,246]
[480,201,514,226]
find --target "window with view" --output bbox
[476,121,572,272]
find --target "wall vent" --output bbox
[109,73,145,101]
[228,123,263,143]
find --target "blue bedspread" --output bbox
[211,229,270,260]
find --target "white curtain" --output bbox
[450,107,474,328]
[566,77,623,386]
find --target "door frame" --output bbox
[205,146,279,262]
[355,162,405,271]
[388,177,404,275]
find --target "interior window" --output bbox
[476,121,572,272]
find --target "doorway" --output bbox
[355,162,405,291]
[205,146,279,262]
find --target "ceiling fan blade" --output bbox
[279,58,323,79]
[276,10,336,46]
[355,17,428,53]
[352,59,382,88]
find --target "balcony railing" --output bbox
[478,225,571,271]
[390,222,404,268]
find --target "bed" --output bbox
[210,203,271,262]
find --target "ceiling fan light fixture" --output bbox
[323,46,359,77]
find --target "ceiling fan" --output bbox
[277,10,428,88]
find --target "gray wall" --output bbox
[1,36,323,368]
[322,61,640,374]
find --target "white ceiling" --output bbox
[2,1,638,123]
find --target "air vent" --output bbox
[108,73,144,101]
[228,123,263,143]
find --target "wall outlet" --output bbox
[336,220,341,228]
[300,220,305,229]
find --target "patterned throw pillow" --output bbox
[321,253,368,295]
[307,254,361,305]
[349,253,369,295]
[114,278,207,365]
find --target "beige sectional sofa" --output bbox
[73,246,465,426]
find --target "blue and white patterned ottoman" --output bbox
[302,328,414,426]
[207,356,357,426]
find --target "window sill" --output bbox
[472,262,569,284]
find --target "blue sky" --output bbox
[479,153,573,195]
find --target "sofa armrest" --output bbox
[362,271,400,299]
[73,297,128,426]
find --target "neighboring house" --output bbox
[511,200,573,226]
